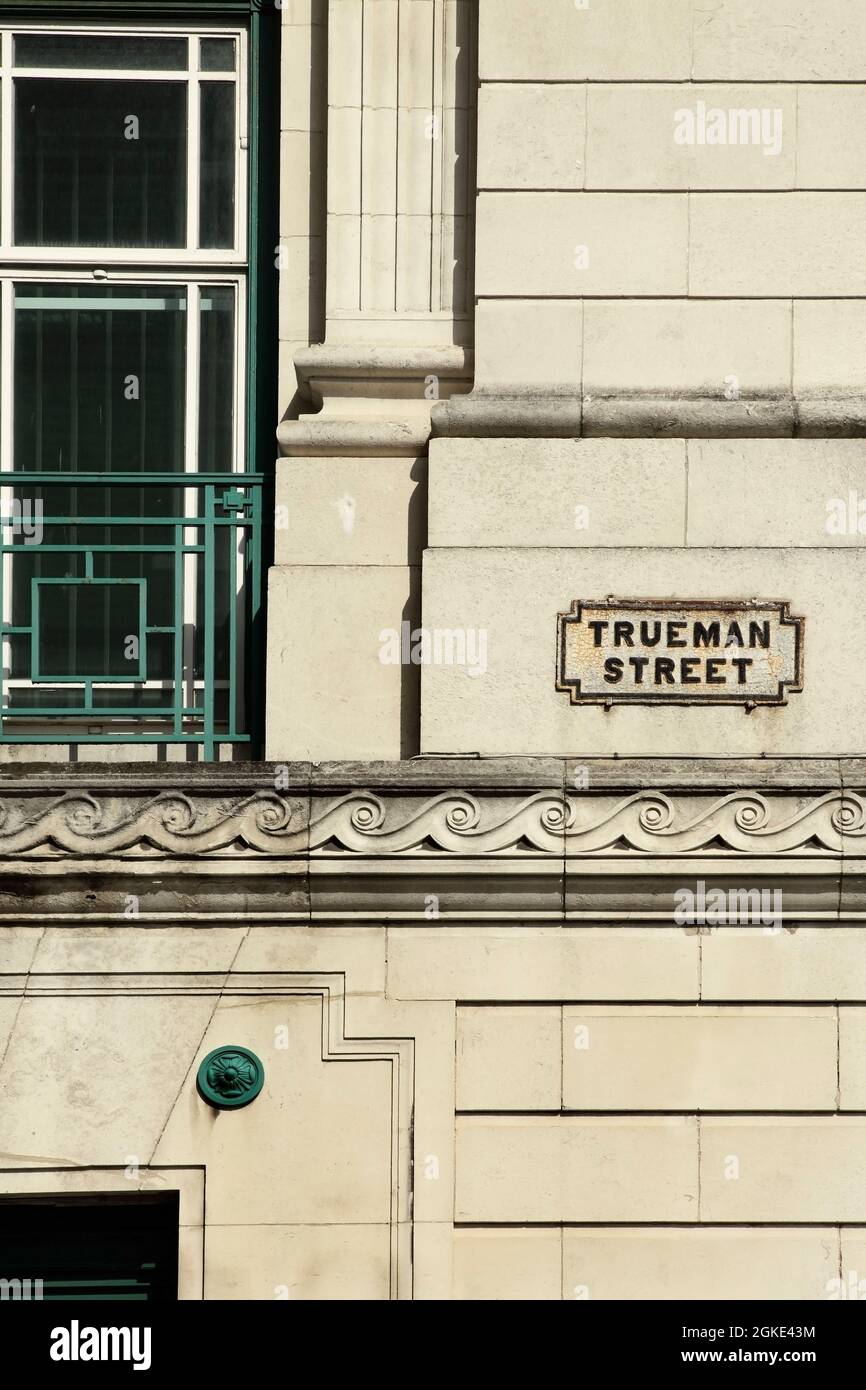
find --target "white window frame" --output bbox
[0,267,249,714]
[0,22,249,264]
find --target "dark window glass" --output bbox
[12,286,187,681]
[36,580,142,680]
[196,287,237,687]
[200,38,236,72]
[199,82,235,249]
[199,286,235,472]
[14,34,188,69]
[8,509,177,685]
[0,1192,179,1302]
[15,79,187,247]
[13,284,186,474]
[194,499,232,685]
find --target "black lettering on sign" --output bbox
[694,621,720,647]
[654,658,675,685]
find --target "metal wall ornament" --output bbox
[196,1046,265,1110]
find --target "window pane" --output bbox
[13,284,187,474]
[36,581,142,680]
[12,286,188,686]
[0,1193,179,1302]
[194,515,232,683]
[15,79,187,247]
[14,34,188,70]
[8,483,179,684]
[200,38,236,72]
[199,287,235,472]
[199,82,235,249]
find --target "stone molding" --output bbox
[279,345,473,457]
[280,382,866,452]
[0,789,297,855]
[0,779,864,857]
[0,973,414,1300]
[292,346,473,403]
[430,390,866,439]
[306,788,866,855]
[0,760,862,920]
[13,787,862,855]
[0,761,863,844]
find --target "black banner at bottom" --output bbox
[0,1298,860,1376]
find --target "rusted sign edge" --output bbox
[555,598,805,707]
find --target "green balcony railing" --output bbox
[0,472,263,758]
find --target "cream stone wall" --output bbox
[468,0,866,403]
[3,759,866,1301]
[272,0,476,760]
[0,0,846,1306]
[423,0,866,759]
[7,0,866,1310]
[258,0,866,1301]
[422,463,866,755]
[273,0,866,765]
[0,953,413,1299]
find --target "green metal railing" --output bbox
[0,472,263,758]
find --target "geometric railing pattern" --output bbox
[0,472,262,756]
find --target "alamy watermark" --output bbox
[674,879,782,931]
[674,102,783,157]
[0,1276,43,1300]
[826,1271,866,1300]
[826,491,866,536]
[4,497,43,545]
[379,621,487,677]
[50,1321,151,1371]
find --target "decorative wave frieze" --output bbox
[0,790,301,855]
[0,787,863,857]
[310,789,864,855]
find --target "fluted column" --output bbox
[326,0,475,345]
[270,2,476,763]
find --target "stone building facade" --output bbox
[2,0,866,1301]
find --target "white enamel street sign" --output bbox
[556,599,804,706]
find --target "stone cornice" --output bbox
[430,390,866,439]
[279,345,473,457]
[0,756,858,792]
[292,346,473,403]
[0,760,863,921]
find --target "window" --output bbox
[0,1192,179,1301]
[0,20,264,756]
[4,27,244,258]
